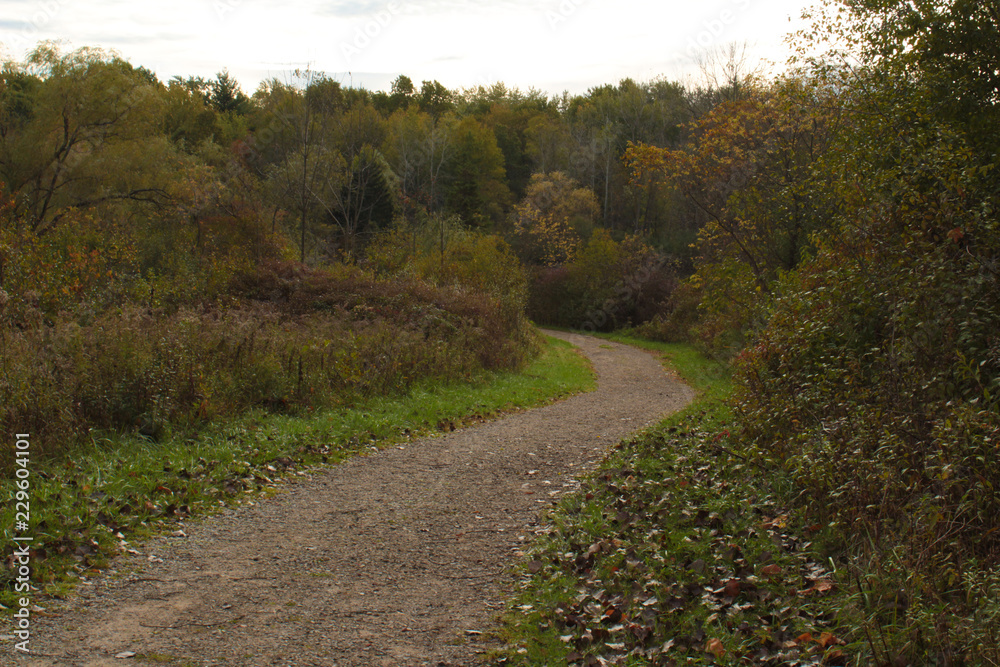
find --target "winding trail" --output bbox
[9,331,694,666]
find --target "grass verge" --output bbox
[0,334,594,611]
[496,336,855,666]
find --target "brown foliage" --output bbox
[0,261,533,464]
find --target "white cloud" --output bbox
[0,0,816,95]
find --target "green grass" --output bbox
[597,333,731,399]
[496,337,853,666]
[0,334,594,612]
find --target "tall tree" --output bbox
[442,117,510,227]
[209,69,251,115]
[254,70,341,262]
[626,78,838,332]
[417,80,453,120]
[385,107,452,217]
[0,44,173,234]
[325,103,390,258]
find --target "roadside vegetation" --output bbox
[0,334,593,608]
[501,336,1000,666]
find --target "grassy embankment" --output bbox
[498,335,860,666]
[0,334,594,610]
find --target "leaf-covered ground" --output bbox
[499,347,854,666]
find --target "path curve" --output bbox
[9,331,695,666]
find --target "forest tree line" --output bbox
[0,41,745,330]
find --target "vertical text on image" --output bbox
[12,433,33,654]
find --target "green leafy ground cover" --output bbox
[0,335,594,610]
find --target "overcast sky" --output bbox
[0,0,817,96]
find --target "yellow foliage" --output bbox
[511,172,599,266]
[514,208,579,266]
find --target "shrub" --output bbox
[731,219,1000,661]
[365,217,536,361]
[0,261,536,468]
[526,230,676,331]
[633,280,701,344]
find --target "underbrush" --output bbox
[733,237,1000,665]
[0,335,593,611]
[524,232,679,332]
[0,262,536,464]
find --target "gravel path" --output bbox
[5,331,695,666]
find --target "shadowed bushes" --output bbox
[526,231,678,332]
[731,198,1000,661]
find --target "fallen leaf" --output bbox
[823,649,847,665]
[705,637,726,658]
[602,607,623,624]
[800,578,834,596]
[760,564,782,576]
[115,652,137,659]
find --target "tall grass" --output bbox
[0,261,537,468]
